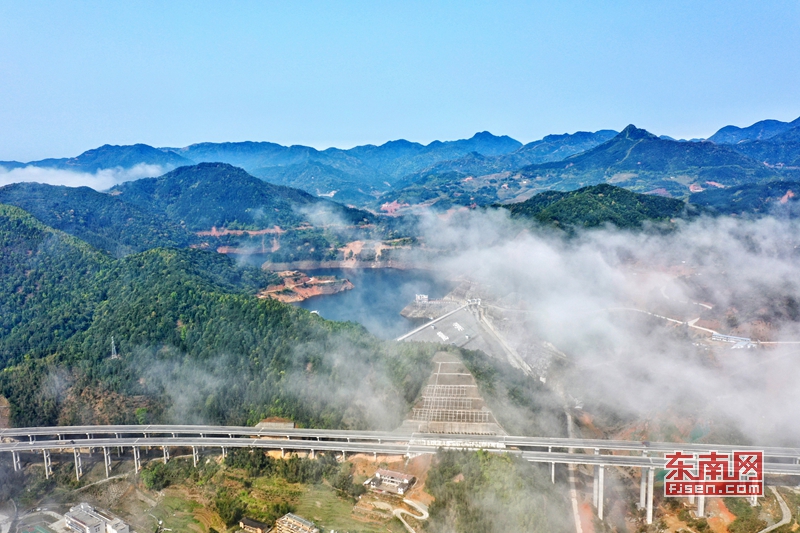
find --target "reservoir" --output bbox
[294,268,455,339]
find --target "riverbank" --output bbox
[259,259,426,271]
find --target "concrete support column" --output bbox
[162,446,169,464]
[592,448,600,508]
[341,450,346,461]
[749,495,758,507]
[103,447,112,478]
[697,496,705,517]
[133,446,141,473]
[281,448,285,459]
[11,451,21,472]
[646,467,655,525]
[73,448,83,481]
[689,495,695,504]
[43,449,52,479]
[598,465,605,521]
[310,449,316,459]
[221,447,227,460]
[192,446,198,468]
[373,452,377,461]
[639,468,647,509]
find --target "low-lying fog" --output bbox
[411,210,800,445]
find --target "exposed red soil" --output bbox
[196,226,284,236]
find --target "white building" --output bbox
[65,504,130,533]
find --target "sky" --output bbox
[1,1,799,161]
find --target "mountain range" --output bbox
[2,115,800,212]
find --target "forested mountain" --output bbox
[501,183,692,229]
[516,125,784,195]
[0,182,193,256]
[689,180,800,216]
[171,132,522,204]
[110,162,374,230]
[0,204,109,369]
[388,130,619,193]
[378,126,785,210]
[25,143,192,173]
[708,116,800,144]
[0,204,435,428]
[255,161,377,205]
[726,138,800,167]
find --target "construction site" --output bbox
[398,351,505,436]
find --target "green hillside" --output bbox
[110,162,374,231]
[690,180,800,216]
[502,184,692,229]
[0,205,435,428]
[0,182,193,256]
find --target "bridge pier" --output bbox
[639,468,647,509]
[598,465,605,520]
[162,446,169,464]
[192,446,199,467]
[103,447,112,478]
[697,495,705,517]
[592,449,600,508]
[133,446,141,473]
[43,449,52,479]
[73,448,83,481]
[11,450,21,472]
[646,467,655,525]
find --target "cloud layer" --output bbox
[417,211,800,445]
[0,163,167,190]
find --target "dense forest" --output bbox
[501,183,695,230]
[0,182,193,256]
[0,203,437,428]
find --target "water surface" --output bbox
[294,268,455,339]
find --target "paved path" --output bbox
[757,486,792,533]
[393,499,429,533]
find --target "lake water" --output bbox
[295,268,456,339]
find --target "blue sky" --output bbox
[1,1,799,161]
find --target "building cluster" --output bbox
[364,469,416,495]
[65,503,129,533]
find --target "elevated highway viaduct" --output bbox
[2,425,798,525]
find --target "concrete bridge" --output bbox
[2,425,799,525]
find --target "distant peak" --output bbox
[620,125,657,140]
